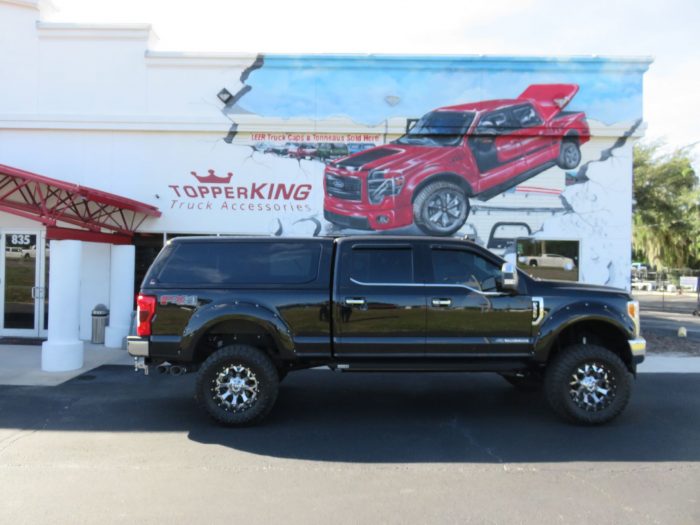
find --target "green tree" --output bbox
[633,142,700,269]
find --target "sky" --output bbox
[46,0,700,159]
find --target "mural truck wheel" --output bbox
[557,139,581,170]
[413,181,469,236]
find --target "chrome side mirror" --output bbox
[564,262,574,272]
[501,262,519,292]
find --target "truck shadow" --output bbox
[1,366,699,464]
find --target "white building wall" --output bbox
[78,242,111,341]
[0,1,41,115]
[0,0,649,345]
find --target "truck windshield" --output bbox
[395,111,474,147]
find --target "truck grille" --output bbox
[325,173,362,201]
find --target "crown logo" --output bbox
[190,169,233,184]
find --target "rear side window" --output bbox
[349,247,413,284]
[155,242,321,285]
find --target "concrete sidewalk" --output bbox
[0,343,132,386]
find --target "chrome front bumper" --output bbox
[628,337,646,362]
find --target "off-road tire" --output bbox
[413,181,470,236]
[557,139,581,170]
[544,344,632,425]
[196,344,279,426]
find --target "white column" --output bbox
[104,244,135,349]
[41,240,84,371]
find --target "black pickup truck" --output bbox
[128,236,645,426]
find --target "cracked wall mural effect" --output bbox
[171,55,646,289]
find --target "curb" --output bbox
[638,355,700,373]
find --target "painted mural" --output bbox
[163,54,646,287]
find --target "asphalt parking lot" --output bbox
[1,366,699,524]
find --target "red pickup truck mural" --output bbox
[323,84,590,235]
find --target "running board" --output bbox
[334,360,532,373]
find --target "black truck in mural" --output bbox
[128,236,645,426]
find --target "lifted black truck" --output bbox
[128,236,645,426]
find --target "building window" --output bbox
[517,239,580,282]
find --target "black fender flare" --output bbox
[180,301,294,361]
[533,301,634,363]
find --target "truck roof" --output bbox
[168,234,483,247]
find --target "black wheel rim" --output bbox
[423,190,467,233]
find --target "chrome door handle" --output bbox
[431,298,452,307]
[345,298,366,306]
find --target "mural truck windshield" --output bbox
[396,111,475,147]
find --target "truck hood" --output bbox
[531,278,630,299]
[333,144,456,174]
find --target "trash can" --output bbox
[91,304,109,344]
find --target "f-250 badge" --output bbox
[159,295,197,306]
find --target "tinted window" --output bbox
[155,242,321,285]
[349,248,413,284]
[511,104,543,128]
[431,249,501,290]
[476,110,511,134]
[396,111,475,146]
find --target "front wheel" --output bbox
[196,344,279,426]
[544,344,632,425]
[413,181,470,236]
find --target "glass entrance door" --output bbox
[0,232,48,338]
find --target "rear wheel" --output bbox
[557,140,581,170]
[413,181,470,236]
[544,344,632,425]
[196,344,279,426]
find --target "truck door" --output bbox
[333,240,425,357]
[423,244,532,356]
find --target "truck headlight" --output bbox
[368,169,405,204]
[627,300,640,336]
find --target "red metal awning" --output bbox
[0,163,161,244]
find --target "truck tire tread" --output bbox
[544,343,632,425]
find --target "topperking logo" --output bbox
[168,169,312,213]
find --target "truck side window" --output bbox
[511,104,543,128]
[431,249,500,290]
[349,247,413,284]
[476,111,510,134]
